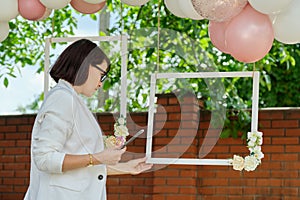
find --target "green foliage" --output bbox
[0,6,77,87]
[1,1,300,139]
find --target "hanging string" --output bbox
[156,0,161,72]
[252,62,256,77]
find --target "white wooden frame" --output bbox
[146,71,260,165]
[44,35,128,117]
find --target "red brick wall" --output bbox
[0,93,300,200]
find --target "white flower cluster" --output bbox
[114,117,129,138]
[104,116,129,148]
[230,131,264,172]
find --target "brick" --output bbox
[154,169,179,177]
[0,140,15,147]
[270,188,298,196]
[0,185,13,192]
[0,118,5,125]
[153,186,179,194]
[167,178,195,186]
[272,137,299,145]
[5,132,28,140]
[285,145,300,152]
[256,178,283,187]
[4,148,27,155]
[168,96,179,105]
[3,178,26,185]
[270,170,298,178]
[260,128,284,136]
[271,120,299,128]
[258,110,284,120]
[285,110,300,119]
[244,187,270,195]
[215,187,243,195]
[6,118,28,125]
[0,126,17,132]
[271,153,298,161]
[107,186,132,194]
[202,178,228,186]
[229,179,256,186]
[179,187,197,195]
[285,129,300,136]
[284,179,300,187]
[259,120,271,128]
[132,186,152,194]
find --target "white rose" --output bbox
[104,135,116,148]
[244,155,259,171]
[232,155,245,171]
[247,140,255,147]
[117,117,126,125]
[114,125,129,137]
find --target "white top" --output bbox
[24,79,107,200]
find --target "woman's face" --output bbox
[75,60,108,97]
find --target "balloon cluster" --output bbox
[1,0,299,63]
[166,0,299,63]
[0,0,107,42]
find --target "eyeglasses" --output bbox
[92,65,108,82]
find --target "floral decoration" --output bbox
[103,116,129,148]
[230,131,264,172]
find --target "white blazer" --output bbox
[24,79,107,200]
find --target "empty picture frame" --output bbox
[146,71,260,166]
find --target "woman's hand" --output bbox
[93,147,126,165]
[107,157,153,175]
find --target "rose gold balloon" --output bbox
[18,0,46,20]
[192,0,248,22]
[70,0,106,14]
[225,4,274,63]
[208,20,230,53]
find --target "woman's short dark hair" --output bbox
[50,39,111,85]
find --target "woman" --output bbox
[24,39,153,200]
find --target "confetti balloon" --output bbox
[192,0,248,22]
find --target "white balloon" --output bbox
[83,0,106,4]
[249,0,294,15]
[121,0,150,7]
[164,0,187,18]
[178,0,204,20]
[272,0,300,44]
[0,0,18,21]
[0,22,9,42]
[40,0,71,9]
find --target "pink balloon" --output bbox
[225,4,274,63]
[70,0,106,14]
[208,20,230,53]
[18,0,46,20]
